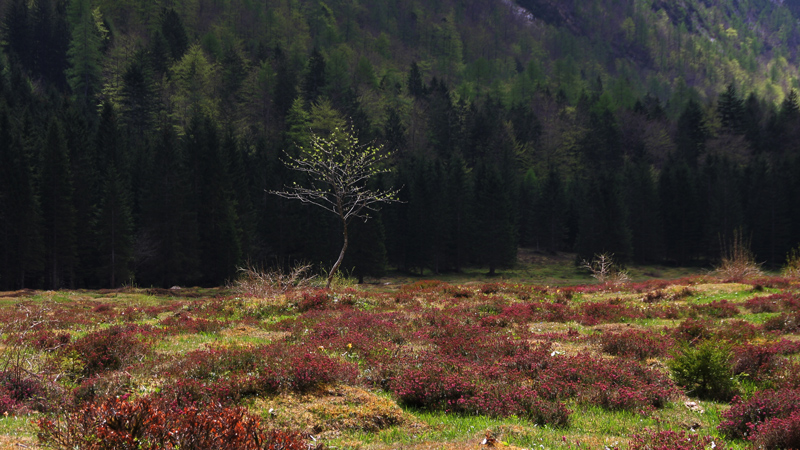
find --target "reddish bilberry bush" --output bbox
[66,324,157,377]
[718,388,800,439]
[692,299,739,318]
[36,396,324,450]
[629,429,725,450]
[159,313,224,334]
[598,328,672,359]
[749,409,800,450]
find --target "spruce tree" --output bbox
[66,0,103,104]
[39,119,77,289]
[474,160,517,275]
[303,48,327,105]
[717,84,745,134]
[623,161,662,263]
[95,165,134,287]
[160,8,189,61]
[0,109,44,289]
[186,117,242,285]
[675,99,708,166]
[138,127,200,287]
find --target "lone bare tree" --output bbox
[271,124,400,288]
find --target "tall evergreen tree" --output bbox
[532,167,567,253]
[160,8,189,61]
[95,165,134,287]
[623,161,661,263]
[573,171,632,262]
[659,157,703,264]
[0,109,44,289]
[303,48,327,105]
[675,99,708,166]
[32,0,69,89]
[3,0,32,70]
[717,84,745,134]
[137,127,200,287]
[66,0,103,104]
[474,160,517,275]
[39,119,77,289]
[185,117,242,285]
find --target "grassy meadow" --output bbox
[1,255,800,449]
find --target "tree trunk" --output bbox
[326,218,348,289]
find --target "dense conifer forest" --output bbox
[1,0,800,289]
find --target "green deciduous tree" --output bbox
[272,123,400,288]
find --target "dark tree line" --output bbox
[1,5,800,289]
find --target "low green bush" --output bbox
[668,340,737,401]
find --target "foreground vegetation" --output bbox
[2,268,800,449]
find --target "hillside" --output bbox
[1,0,800,289]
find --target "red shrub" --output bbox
[0,371,49,413]
[28,329,71,351]
[36,396,323,450]
[744,296,781,313]
[763,312,800,333]
[718,388,800,439]
[715,319,761,342]
[598,328,673,359]
[629,429,725,450]
[159,314,224,334]
[297,290,331,312]
[732,343,783,380]
[532,353,677,411]
[749,410,800,450]
[671,318,715,343]
[692,299,739,318]
[66,325,157,377]
[580,299,643,324]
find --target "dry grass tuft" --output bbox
[254,385,418,437]
[783,246,800,279]
[713,230,763,281]
[231,263,316,298]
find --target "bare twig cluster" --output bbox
[231,263,316,298]
[580,253,630,286]
[714,230,762,281]
[783,246,800,279]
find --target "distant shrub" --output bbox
[580,299,643,324]
[692,299,739,318]
[668,340,737,401]
[66,325,156,377]
[763,312,800,333]
[598,328,672,359]
[714,230,763,281]
[629,429,725,450]
[671,318,714,343]
[782,246,800,279]
[159,313,224,334]
[744,296,781,313]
